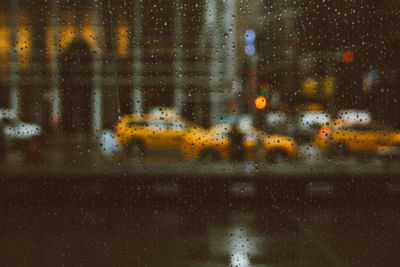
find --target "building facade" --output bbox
[2,0,399,138]
[0,0,241,138]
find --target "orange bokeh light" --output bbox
[255,96,267,110]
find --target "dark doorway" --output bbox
[59,39,93,135]
[143,84,174,112]
[117,58,133,116]
[182,88,210,128]
[0,80,9,108]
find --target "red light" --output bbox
[319,126,330,138]
[50,115,60,125]
[343,51,354,63]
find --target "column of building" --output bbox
[173,0,184,115]
[91,0,102,135]
[27,2,47,127]
[203,0,222,125]
[132,0,143,114]
[282,6,299,112]
[223,0,238,112]
[9,0,19,118]
[205,0,238,125]
[49,0,60,128]
[101,1,119,129]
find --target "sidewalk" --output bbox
[0,134,108,175]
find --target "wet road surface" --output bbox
[2,150,400,178]
[1,199,399,267]
[1,146,400,266]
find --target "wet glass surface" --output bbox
[1,0,400,265]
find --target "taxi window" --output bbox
[342,122,392,132]
[167,121,186,130]
[128,121,147,127]
[147,121,167,130]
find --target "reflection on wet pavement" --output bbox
[1,201,399,267]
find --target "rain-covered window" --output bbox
[1,0,400,266]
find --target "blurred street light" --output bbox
[255,95,267,110]
[343,51,354,63]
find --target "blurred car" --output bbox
[113,113,148,154]
[182,122,297,162]
[265,111,290,136]
[295,111,332,144]
[313,118,400,156]
[114,107,206,157]
[182,124,259,161]
[263,134,298,162]
[0,116,43,162]
[337,109,372,125]
[265,111,287,127]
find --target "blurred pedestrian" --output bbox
[228,122,245,161]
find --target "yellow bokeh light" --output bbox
[81,25,97,50]
[116,25,129,57]
[17,25,31,69]
[47,11,104,58]
[59,26,77,50]
[0,26,10,56]
[324,76,335,97]
[302,78,318,97]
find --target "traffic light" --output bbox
[260,83,271,98]
[343,51,354,63]
[254,83,271,110]
[244,29,255,56]
[255,96,267,110]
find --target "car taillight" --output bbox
[319,126,330,138]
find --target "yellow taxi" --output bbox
[181,123,297,161]
[181,124,259,160]
[114,108,206,157]
[263,134,298,161]
[313,118,400,155]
